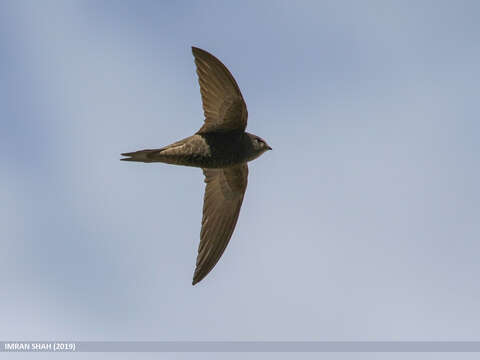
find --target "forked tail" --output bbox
[121,149,163,163]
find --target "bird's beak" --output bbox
[267,145,272,150]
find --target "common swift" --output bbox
[121,47,271,285]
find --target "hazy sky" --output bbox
[1,1,479,359]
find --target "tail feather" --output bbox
[121,149,163,163]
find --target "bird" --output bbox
[121,46,271,285]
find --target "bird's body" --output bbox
[122,132,265,168]
[122,47,271,285]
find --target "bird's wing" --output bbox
[192,47,248,133]
[193,163,249,285]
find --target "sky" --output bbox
[1,0,479,359]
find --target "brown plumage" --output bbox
[121,47,271,285]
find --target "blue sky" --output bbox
[1,1,479,359]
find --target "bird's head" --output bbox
[246,133,272,160]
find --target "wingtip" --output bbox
[192,46,209,57]
[192,267,208,285]
[192,272,201,286]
